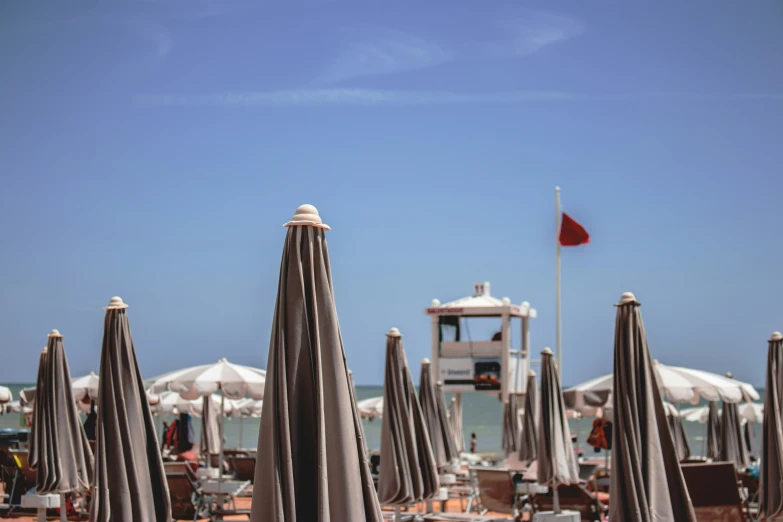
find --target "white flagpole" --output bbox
[555,186,562,379]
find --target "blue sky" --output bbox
[1,1,782,387]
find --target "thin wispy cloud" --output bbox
[317,31,454,84]
[495,9,584,58]
[136,89,783,108]
[317,10,582,84]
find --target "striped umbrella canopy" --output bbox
[419,358,457,466]
[760,331,783,519]
[30,330,93,521]
[610,292,696,522]
[89,297,170,522]
[251,205,381,522]
[518,371,538,462]
[378,328,439,507]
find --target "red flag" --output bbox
[559,212,590,246]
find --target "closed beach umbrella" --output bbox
[30,330,93,521]
[200,395,220,460]
[666,412,691,462]
[760,331,783,519]
[89,297,170,522]
[251,205,381,522]
[436,382,458,459]
[419,359,457,466]
[519,371,538,462]
[718,373,749,470]
[448,397,464,453]
[610,292,695,522]
[28,349,47,481]
[706,401,721,460]
[378,327,439,507]
[502,393,520,457]
[537,347,579,513]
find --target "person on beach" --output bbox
[83,400,97,441]
[470,432,477,453]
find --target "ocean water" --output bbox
[1,383,764,457]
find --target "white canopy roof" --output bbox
[357,396,383,421]
[71,372,99,402]
[150,391,231,417]
[680,402,764,424]
[425,282,536,318]
[149,358,266,400]
[0,386,11,404]
[564,361,759,410]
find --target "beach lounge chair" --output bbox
[473,468,517,517]
[681,462,751,522]
[166,472,203,521]
[229,455,256,482]
[533,484,607,522]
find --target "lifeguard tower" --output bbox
[425,282,536,406]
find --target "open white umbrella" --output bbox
[357,396,383,421]
[150,358,264,484]
[3,401,31,414]
[0,386,11,404]
[565,362,759,412]
[71,372,99,402]
[149,359,266,400]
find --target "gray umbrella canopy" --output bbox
[537,348,578,488]
[348,370,370,456]
[705,401,721,460]
[719,374,749,470]
[666,414,691,462]
[502,394,520,457]
[200,395,220,458]
[251,206,382,522]
[419,359,457,466]
[610,293,696,522]
[28,349,47,480]
[89,297,171,522]
[760,331,783,520]
[518,371,538,462]
[448,397,464,453]
[378,328,439,506]
[30,331,93,494]
[435,383,458,459]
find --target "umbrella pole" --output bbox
[394,505,401,522]
[553,480,560,514]
[37,508,46,522]
[59,493,67,522]
[219,391,225,488]
[239,416,243,449]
